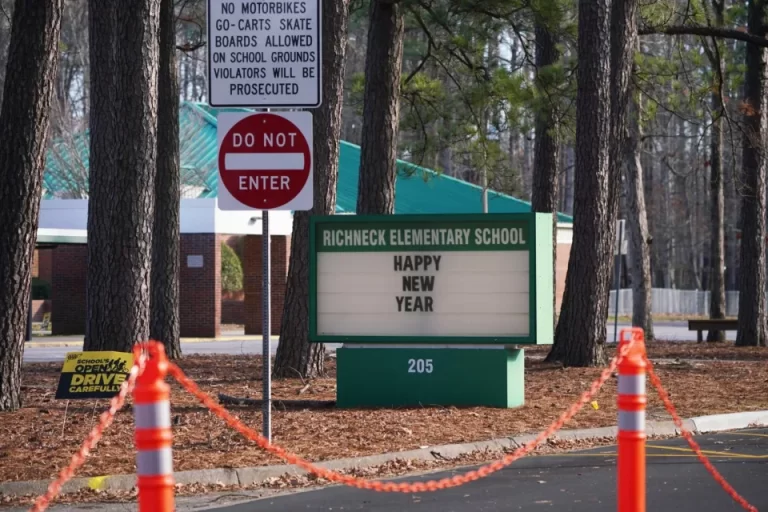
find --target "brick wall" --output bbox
[244,235,291,335]
[555,242,572,314]
[46,234,284,339]
[51,245,87,335]
[180,234,221,338]
[37,249,53,282]
[221,299,244,325]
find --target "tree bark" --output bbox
[548,0,620,366]
[608,0,639,229]
[624,92,654,340]
[85,0,160,352]
[707,91,726,341]
[84,0,117,350]
[703,1,727,341]
[725,129,739,292]
[532,19,560,327]
[356,0,405,215]
[563,145,575,214]
[736,0,768,347]
[150,0,181,358]
[0,0,14,102]
[273,0,351,379]
[0,0,62,411]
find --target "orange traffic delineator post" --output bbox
[617,328,647,512]
[132,342,175,512]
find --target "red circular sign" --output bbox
[218,113,311,209]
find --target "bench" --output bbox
[688,319,738,342]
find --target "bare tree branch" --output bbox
[177,41,205,52]
[639,25,768,47]
[404,38,432,84]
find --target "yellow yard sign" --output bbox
[55,351,133,399]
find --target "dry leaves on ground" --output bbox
[0,342,766,488]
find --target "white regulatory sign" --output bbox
[206,0,322,108]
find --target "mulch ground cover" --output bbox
[1,341,766,492]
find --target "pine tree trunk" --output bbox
[0,0,62,411]
[736,0,768,347]
[438,145,453,177]
[656,125,668,288]
[548,0,618,366]
[624,92,654,341]
[707,1,728,332]
[356,0,405,215]
[0,1,13,101]
[522,133,533,200]
[725,86,739,293]
[85,0,160,352]
[150,0,181,358]
[532,20,560,329]
[563,146,574,214]
[725,134,739,292]
[273,0,351,378]
[707,91,726,341]
[84,0,117,350]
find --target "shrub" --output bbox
[221,243,244,293]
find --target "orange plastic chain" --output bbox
[166,341,632,493]
[644,356,758,512]
[28,351,147,512]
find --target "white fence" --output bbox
[608,288,741,317]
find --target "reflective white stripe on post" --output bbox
[134,402,171,429]
[618,410,645,432]
[136,447,174,476]
[618,375,646,396]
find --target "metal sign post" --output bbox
[262,107,271,442]
[261,209,271,440]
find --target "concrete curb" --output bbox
[1,411,765,497]
[691,410,768,433]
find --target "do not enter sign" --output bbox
[217,111,313,211]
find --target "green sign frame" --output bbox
[308,213,553,345]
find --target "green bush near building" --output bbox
[221,243,244,293]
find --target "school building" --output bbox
[32,101,574,338]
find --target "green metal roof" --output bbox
[42,101,573,222]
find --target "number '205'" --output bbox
[408,359,433,373]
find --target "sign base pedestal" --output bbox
[336,346,524,409]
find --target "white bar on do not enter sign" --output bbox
[224,153,305,171]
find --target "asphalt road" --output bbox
[205,428,768,512]
[22,322,699,363]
